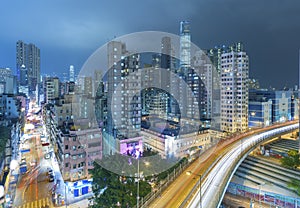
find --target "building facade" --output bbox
[16,41,40,94]
[220,43,249,133]
[44,77,60,103]
[43,95,102,182]
[248,100,272,127]
[0,68,17,94]
[103,41,142,156]
[56,119,102,182]
[0,94,21,120]
[249,89,292,123]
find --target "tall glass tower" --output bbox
[69,65,75,82]
[16,40,40,93]
[179,21,191,70]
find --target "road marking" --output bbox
[38,198,42,207]
[16,198,52,208]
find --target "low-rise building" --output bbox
[249,89,292,123]
[0,94,21,120]
[42,94,102,182]
[56,119,102,181]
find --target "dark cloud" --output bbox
[0,0,299,88]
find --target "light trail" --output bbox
[187,123,298,208]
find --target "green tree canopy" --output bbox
[0,126,11,154]
[90,162,151,208]
[288,179,300,196]
[281,149,300,169]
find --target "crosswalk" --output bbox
[14,197,53,208]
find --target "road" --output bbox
[187,123,298,208]
[148,122,298,208]
[149,140,229,207]
[13,128,54,207]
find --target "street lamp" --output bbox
[258,182,265,208]
[137,159,139,208]
[65,182,68,208]
[186,171,202,208]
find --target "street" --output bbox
[12,106,54,208]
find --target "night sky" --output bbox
[1,0,300,89]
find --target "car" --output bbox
[44,153,51,159]
[47,168,53,175]
[30,160,36,167]
[21,158,26,164]
[49,174,55,182]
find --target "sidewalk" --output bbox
[47,135,93,207]
[223,192,278,208]
[56,198,90,208]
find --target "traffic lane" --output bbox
[15,149,53,205]
[188,135,252,207]
[23,135,40,203]
[25,167,49,203]
[149,150,218,208]
[151,172,198,208]
[28,135,53,201]
[21,134,52,204]
[201,138,252,207]
[190,124,298,208]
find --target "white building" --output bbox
[220,43,249,133]
[45,77,60,103]
[103,41,142,155]
[0,68,17,94]
[0,94,20,119]
[69,65,75,82]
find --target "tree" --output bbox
[90,162,151,208]
[288,150,299,157]
[280,149,300,169]
[0,126,11,154]
[281,156,296,168]
[288,179,300,196]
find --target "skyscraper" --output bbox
[179,21,191,70]
[103,41,142,155]
[27,43,40,90]
[220,42,249,133]
[16,40,26,81]
[69,65,75,82]
[83,76,93,97]
[16,40,40,94]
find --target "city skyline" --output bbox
[1,1,300,208]
[0,1,300,89]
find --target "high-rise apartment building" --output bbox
[44,77,60,103]
[179,21,191,70]
[43,94,102,182]
[0,68,17,94]
[16,41,40,94]
[83,76,93,97]
[103,41,142,155]
[69,65,75,82]
[220,42,249,133]
[192,51,215,122]
[16,40,27,80]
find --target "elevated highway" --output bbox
[147,121,298,208]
